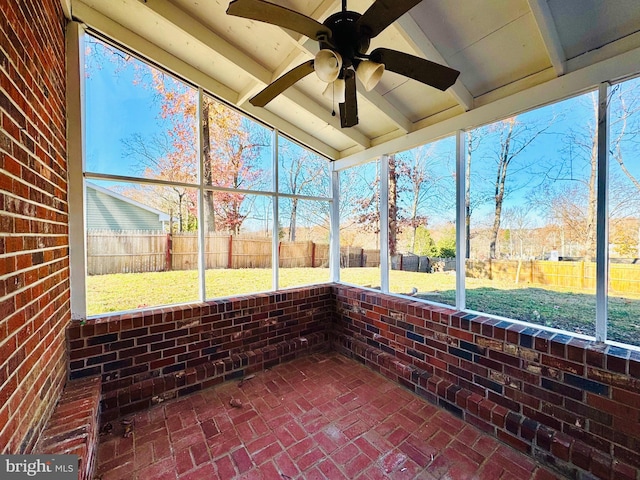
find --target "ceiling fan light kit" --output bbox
[356,60,384,91]
[314,49,343,83]
[226,0,460,128]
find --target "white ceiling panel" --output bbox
[70,0,640,159]
[447,12,552,96]
[548,0,640,60]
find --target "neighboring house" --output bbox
[85,182,170,231]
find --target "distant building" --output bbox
[85,182,170,231]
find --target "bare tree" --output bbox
[483,117,553,258]
[278,145,329,241]
[396,145,455,253]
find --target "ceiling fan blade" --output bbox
[339,69,358,128]
[227,0,331,40]
[370,48,460,91]
[250,60,315,107]
[355,0,422,38]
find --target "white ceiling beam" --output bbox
[284,90,371,148]
[395,14,474,111]
[528,0,566,76]
[60,0,72,19]
[133,0,271,85]
[134,0,369,149]
[72,1,338,159]
[335,44,640,168]
[358,89,413,133]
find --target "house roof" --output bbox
[66,0,640,164]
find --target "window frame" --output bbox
[70,26,333,319]
[68,21,640,350]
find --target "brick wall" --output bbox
[0,0,69,453]
[67,287,333,423]
[333,285,640,480]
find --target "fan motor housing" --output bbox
[321,11,370,66]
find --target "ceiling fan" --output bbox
[226,0,460,128]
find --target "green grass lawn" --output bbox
[86,267,640,347]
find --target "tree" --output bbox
[203,96,269,234]
[396,145,455,253]
[278,141,329,241]
[87,38,269,235]
[485,117,552,258]
[413,226,438,256]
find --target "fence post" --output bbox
[166,233,172,271]
[580,261,585,289]
[530,260,534,284]
[311,242,316,268]
[228,235,233,269]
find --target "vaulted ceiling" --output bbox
[64,0,640,162]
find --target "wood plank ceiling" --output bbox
[68,0,640,161]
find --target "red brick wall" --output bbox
[67,287,333,423]
[0,0,69,454]
[333,285,640,480]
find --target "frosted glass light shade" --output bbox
[356,60,384,91]
[314,49,342,83]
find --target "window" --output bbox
[608,77,640,347]
[465,93,598,336]
[78,30,640,349]
[329,84,639,350]
[278,135,331,289]
[339,161,381,288]
[390,138,456,305]
[81,34,332,316]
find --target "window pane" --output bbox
[84,35,198,183]
[466,92,597,336]
[279,198,331,289]
[608,78,640,347]
[389,139,456,305]
[204,193,273,298]
[202,94,273,192]
[86,181,199,315]
[339,161,380,288]
[278,135,330,197]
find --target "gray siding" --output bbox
[86,186,165,231]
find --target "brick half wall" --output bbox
[68,286,333,423]
[332,285,640,480]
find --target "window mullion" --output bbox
[330,164,340,283]
[595,82,610,342]
[68,21,88,320]
[380,155,390,293]
[197,88,206,302]
[456,130,467,311]
[272,130,279,291]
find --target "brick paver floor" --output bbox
[96,352,564,479]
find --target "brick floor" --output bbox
[96,352,565,479]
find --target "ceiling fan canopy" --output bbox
[226,0,461,128]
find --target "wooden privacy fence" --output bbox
[87,230,167,275]
[86,232,639,294]
[466,259,640,295]
[86,230,331,274]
